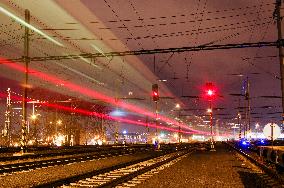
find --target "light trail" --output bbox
[91,44,111,60]
[0,6,63,47]
[0,92,193,134]
[1,57,208,134]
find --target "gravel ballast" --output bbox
[0,152,154,187]
[135,143,266,188]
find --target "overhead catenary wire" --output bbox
[6,41,280,62]
[127,0,160,49]
[239,2,279,80]
[103,0,144,50]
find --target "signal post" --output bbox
[152,84,159,149]
[205,82,216,151]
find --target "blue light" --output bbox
[242,141,247,145]
[110,110,125,117]
[260,140,264,144]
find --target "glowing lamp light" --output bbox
[28,140,34,145]
[152,84,159,102]
[255,123,260,129]
[87,138,97,145]
[97,140,103,145]
[173,133,178,139]
[110,110,125,117]
[123,130,127,134]
[31,114,37,120]
[53,134,65,146]
[240,139,250,147]
[207,89,214,96]
[203,82,217,100]
[175,103,181,109]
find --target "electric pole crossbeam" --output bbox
[8,41,279,62]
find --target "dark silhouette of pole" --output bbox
[247,77,251,139]
[210,101,213,142]
[4,88,12,146]
[21,9,30,153]
[155,101,158,136]
[238,98,242,140]
[178,109,181,143]
[209,101,215,151]
[146,116,149,143]
[275,0,284,126]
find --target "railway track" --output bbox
[0,147,149,175]
[0,145,151,162]
[227,142,284,187]
[36,146,194,188]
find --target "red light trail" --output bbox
[1,57,210,135]
[0,92,193,134]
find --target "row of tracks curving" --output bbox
[226,142,284,187]
[0,145,153,175]
[35,144,196,188]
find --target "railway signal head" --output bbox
[152,84,159,102]
[204,82,216,101]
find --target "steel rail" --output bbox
[97,150,192,188]
[0,147,147,174]
[35,144,194,188]
[35,149,177,188]
[226,142,284,186]
[0,144,151,162]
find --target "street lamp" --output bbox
[123,130,127,145]
[255,123,260,139]
[175,103,181,109]
[30,113,40,146]
[207,107,213,141]
[173,133,178,140]
[152,84,159,137]
[55,120,62,139]
[31,114,37,120]
[57,120,62,125]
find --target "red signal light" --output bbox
[152,84,159,102]
[207,89,214,96]
[204,82,216,100]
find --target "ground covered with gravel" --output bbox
[0,151,155,188]
[136,143,267,188]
